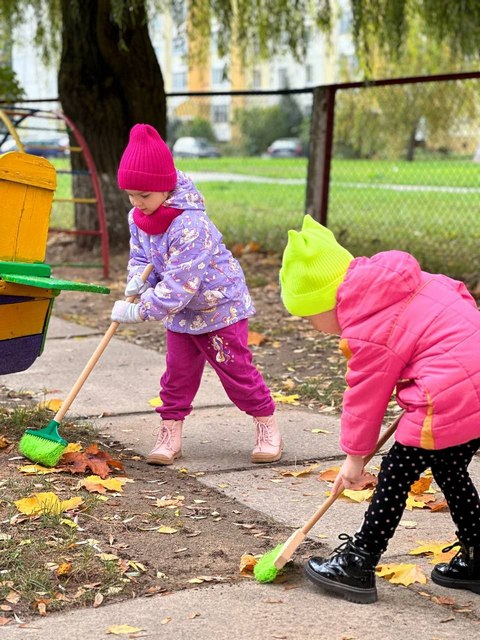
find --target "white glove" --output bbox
[111,301,143,323]
[125,274,149,297]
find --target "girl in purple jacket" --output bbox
[111,124,282,466]
[280,215,480,603]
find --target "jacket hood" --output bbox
[336,251,423,329]
[164,170,205,211]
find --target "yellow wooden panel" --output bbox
[0,152,56,263]
[0,280,55,298]
[0,298,50,340]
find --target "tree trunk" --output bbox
[405,124,418,162]
[58,0,167,249]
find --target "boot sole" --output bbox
[251,440,284,464]
[146,451,182,466]
[304,563,378,604]
[431,569,480,594]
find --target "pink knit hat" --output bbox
[117,124,177,192]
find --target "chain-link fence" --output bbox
[167,73,480,288]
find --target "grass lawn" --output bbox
[47,155,480,283]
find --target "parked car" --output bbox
[172,136,221,159]
[267,138,306,158]
[0,134,69,158]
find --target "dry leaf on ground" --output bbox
[376,563,427,586]
[59,443,124,478]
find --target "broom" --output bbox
[253,413,402,583]
[18,264,154,467]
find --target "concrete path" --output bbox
[1,317,479,639]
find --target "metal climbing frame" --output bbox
[0,106,110,277]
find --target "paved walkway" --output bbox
[1,316,479,639]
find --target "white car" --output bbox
[172,137,220,159]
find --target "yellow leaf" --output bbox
[56,562,72,576]
[409,541,457,564]
[37,398,63,412]
[60,518,78,528]
[148,397,163,407]
[278,464,319,477]
[405,493,427,510]
[239,553,258,575]
[188,578,204,584]
[63,442,82,454]
[341,489,374,503]
[271,392,300,405]
[78,476,132,494]
[107,624,144,635]
[155,497,184,508]
[15,492,83,516]
[157,526,178,534]
[376,563,427,586]
[18,464,63,474]
[311,429,331,434]
[0,435,12,449]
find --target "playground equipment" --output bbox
[0,105,110,277]
[0,151,109,375]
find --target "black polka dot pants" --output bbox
[354,438,480,557]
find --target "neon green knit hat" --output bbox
[280,215,354,316]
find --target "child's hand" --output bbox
[111,301,144,323]
[125,274,150,297]
[332,455,365,495]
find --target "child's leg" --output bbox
[354,442,431,555]
[430,438,480,544]
[158,330,206,421]
[197,320,275,416]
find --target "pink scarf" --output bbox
[133,205,184,234]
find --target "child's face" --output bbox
[126,190,170,214]
[305,309,341,335]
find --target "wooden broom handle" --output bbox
[300,412,403,535]
[53,264,154,423]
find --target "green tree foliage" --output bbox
[0,65,24,101]
[176,117,217,141]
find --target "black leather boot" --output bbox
[431,540,480,594]
[304,534,380,604]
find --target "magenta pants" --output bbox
[157,319,275,421]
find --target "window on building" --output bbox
[172,71,187,91]
[212,104,229,124]
[212,67,226,85]
[278,68,289,89]
[173,35,186,55]
[305,65,313,84]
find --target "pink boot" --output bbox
[146,420,183,465]
[251,415,283,463]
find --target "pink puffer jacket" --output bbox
[335,251,480,455]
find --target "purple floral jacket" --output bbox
[127,170,255,334]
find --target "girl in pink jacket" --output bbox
[280,215,480,604]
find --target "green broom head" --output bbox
[253,543,285,583]
[19,420,68,467]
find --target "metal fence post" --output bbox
[305,85,336,226]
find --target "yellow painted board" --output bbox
[0,298,51,340]
[0,280,56,299]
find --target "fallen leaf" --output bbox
[161,617,172,625]
[188,612,201,619]
[405,493,427,510]
[239,553,258,575]
[93,592,104,608]
[248,331,267,346]
[18,464,63,475]
[0,617,10,626]
[78,475,132,494]
[341,489,374,503]
[63,442,82,454]
[59,444,124,479]
[15,492,83,517]
[0,435,12,449]
[278,464,319,477]
[376,563,427,586]
[425,499,449,512]
[56,562,72,576]
[107,624,144,635]
[271,392,300,405]
[155,497,184,508]
[37,398,63,412]
[317,466,340,482]
[410,476,433,494]
[157,526,178,534]
[148,397,163,407]
[311,428,331,434]
[408,541,457,564]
